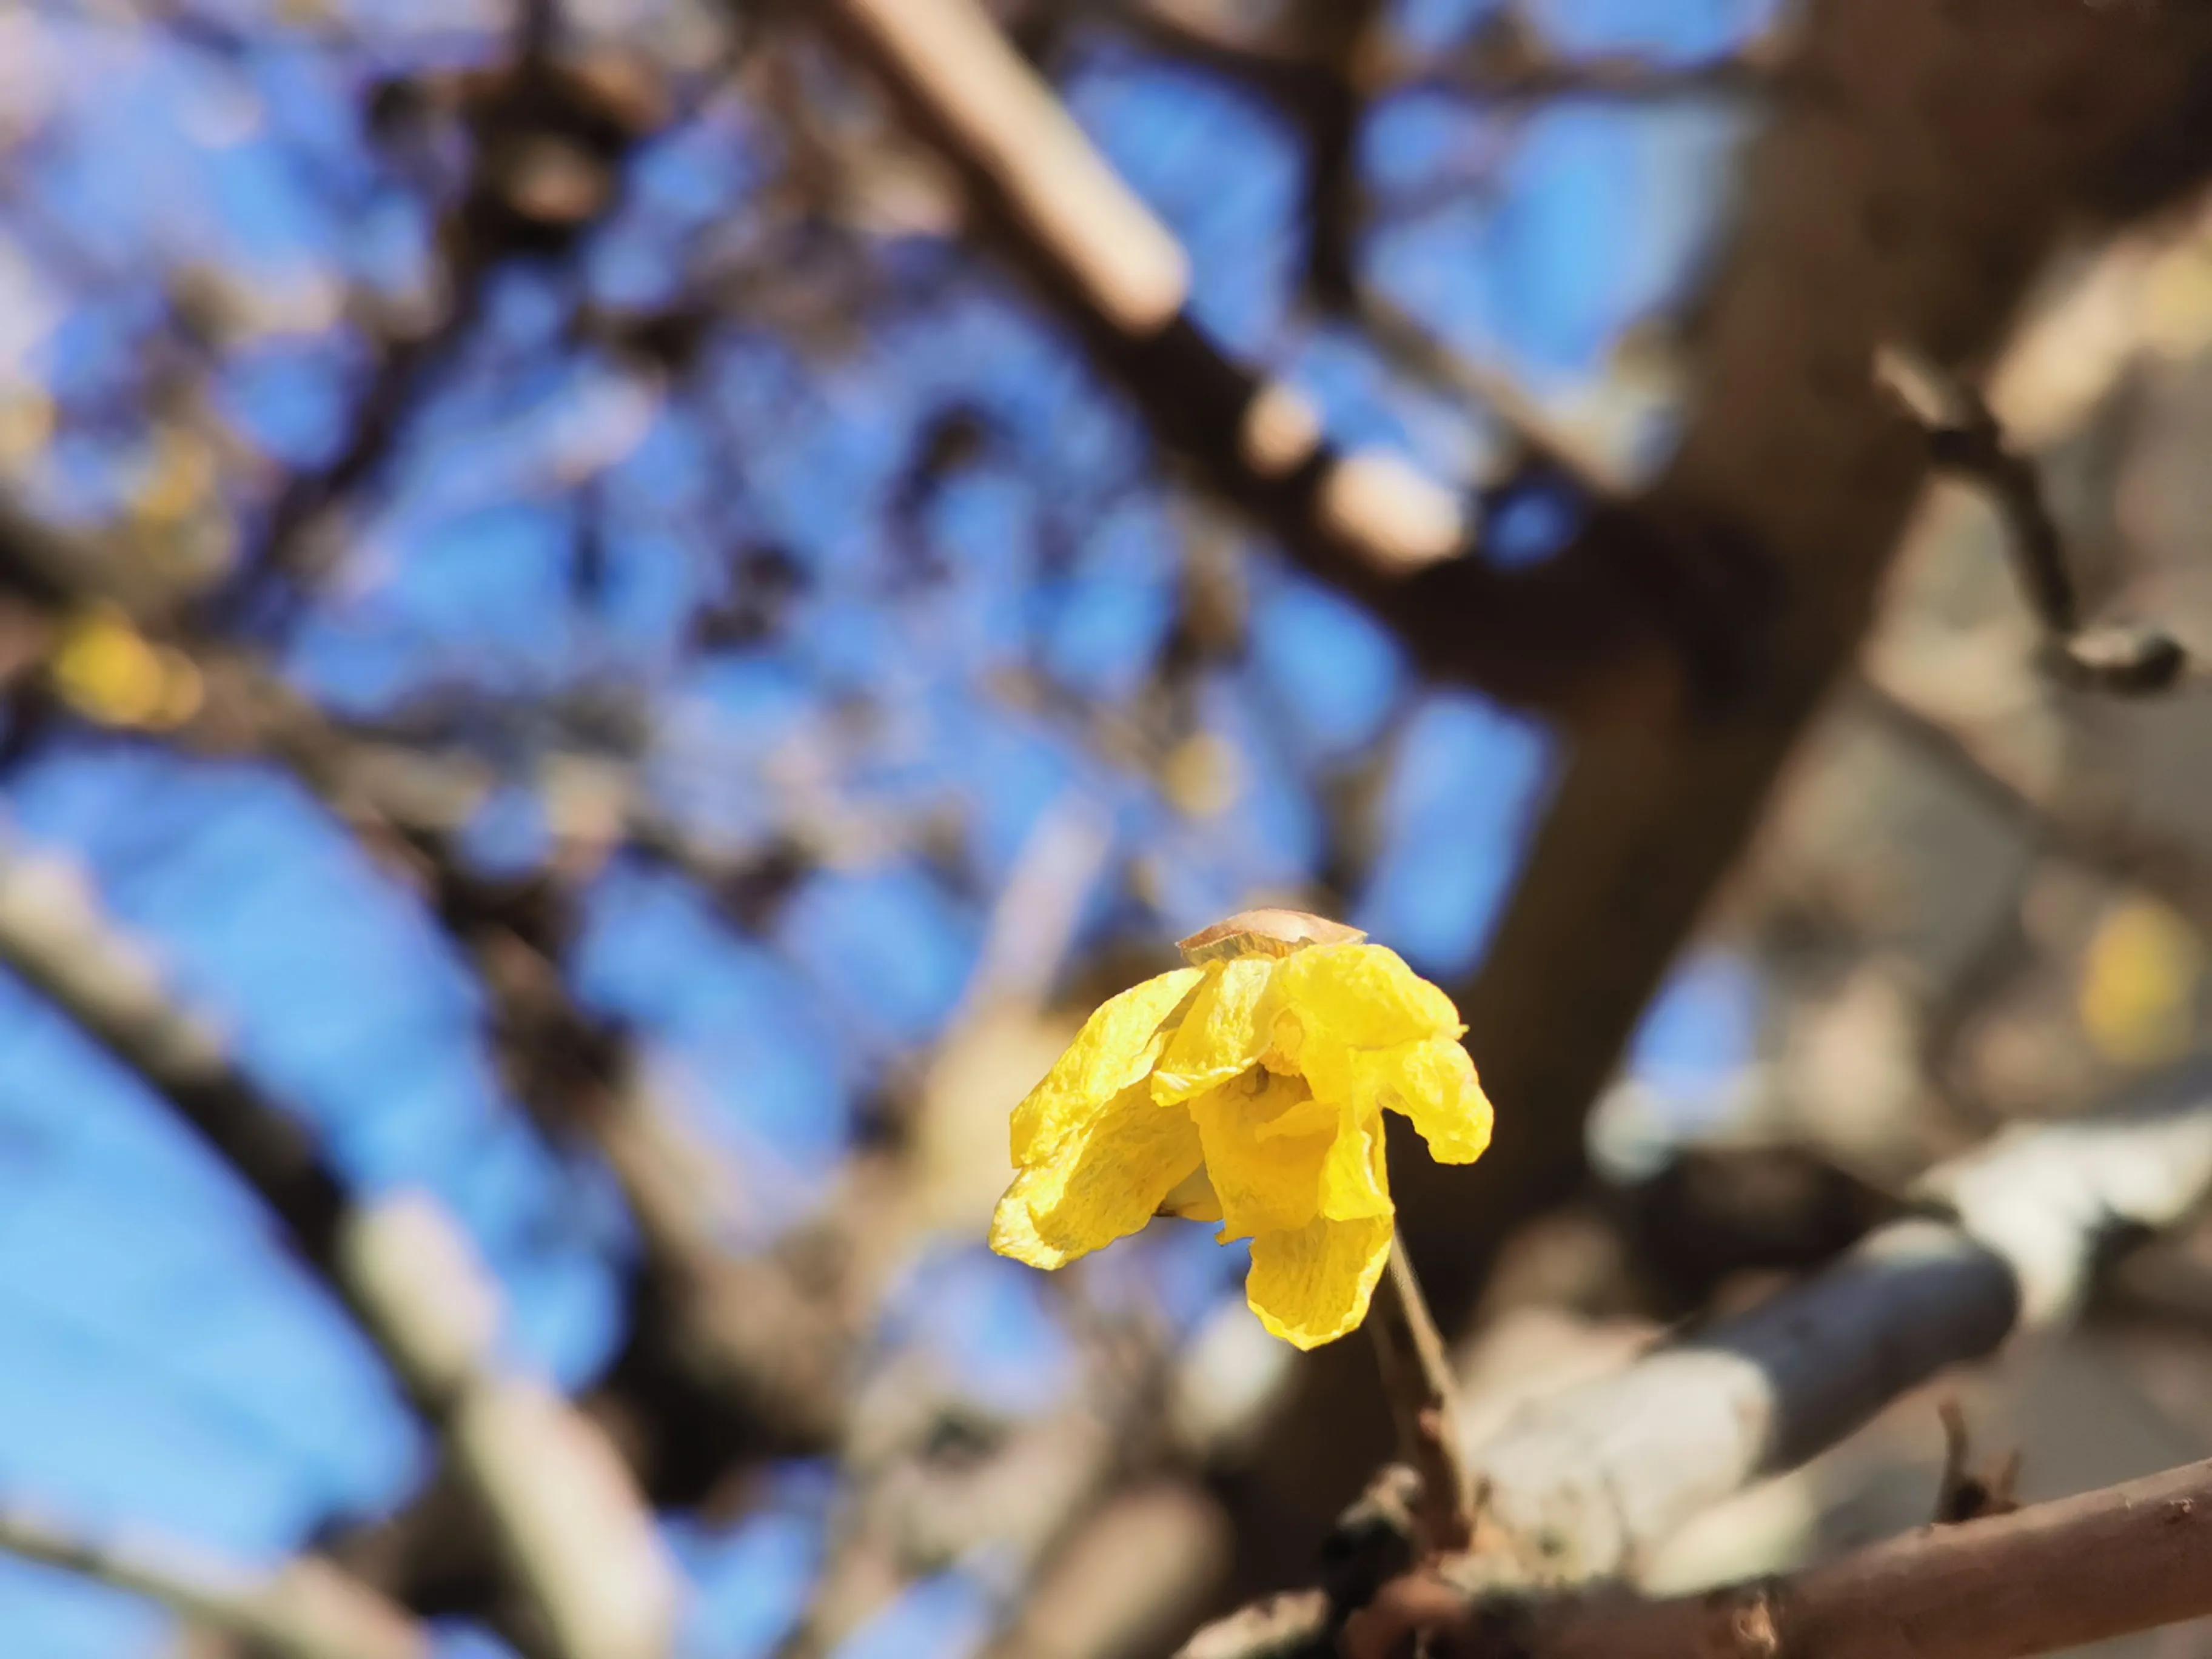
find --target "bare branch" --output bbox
[0,1503,428,1659]
[1467,1070,2212,1580]
[1852,675,2212,935]
[977,1482,1231,1659]
[1181,1070,2212,1657]
[1354,1452,2212,1659]
[0,836,679,1659]
[0,500,859,1469]
[1874,344,2191,695]
[816,0,1687,717]
[1377,2,1790,107]
[225,36,665,620]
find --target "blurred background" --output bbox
[5,0,2212,1655]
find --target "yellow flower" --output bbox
[989,910,1492,1349]
[50,607,204,731]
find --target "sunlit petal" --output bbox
[1246,1212,1396,1349]
[1273,943,1462,1057]
[998,1079,1203,1261]
[1156,1163,1224,1224]
[1318,1104,1392,1221]
[1151,956,1279,1105]
[1188,1068,1333,1241]
[1379,1036,1492,1164]
[1011,967,1202,1164]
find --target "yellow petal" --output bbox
[998,1078,1204,1262]
[1011,968,1202,1165]
[1156,1164,1224,1224]
[1272,943,1462,1057]
[1296,1029,1491,1165]
[1246,1212,1395,1349]
[1188,1068,1333,1241]
[1379,1037,1493,1164]
[1151,956,1278,1105]
[989,1187,1073,1269]
[1318,1104,1393,1221]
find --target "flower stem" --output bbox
[1366,1233,1474,1553]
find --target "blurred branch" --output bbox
[1852,675,2212,934]
[1082,0,1776,319]
[1463,1071,2212,1574]
[411,848,857,1473]
[817,0,1691,719]
[225,34,666,623]
[1388,7,1786,106]
[773,1329,1167,1659]
[1085,2,1777,110]
[0,501,860,1476]
[1347,1452,2212,1659]
[1180,1068,2212,1656]
[0,834,677,1659]
[1214,0,2212,1603]
[0,1503,429,1659]
[1352,289,1635,496]
[979,1482,1231,1659]
[1874,344,2191,695]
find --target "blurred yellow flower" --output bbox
[50,608,204,731]
[2080,896,2204,1067]
[989,910,1491,1349]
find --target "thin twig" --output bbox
[1365,1238,1474,1553]
[1874,343,2190,695]
[1931,1399,2022,1526]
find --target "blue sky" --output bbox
[0,0,1774,1651]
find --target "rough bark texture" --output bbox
[1510,1455,2212,1659]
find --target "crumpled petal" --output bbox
[1188,1068,1334,1241]
[1271,943,1462,1059]
[1375,1036,1492,1164]
[1151,957,1279,1105]
[1156,1163,1224,1224]
[1246,1209,1396,1349]
[1318,1103,1393,1221]
[1011,968,1202,1165]
[994,1078,1203,1262]
[1298,1034,1491,1166]
[988,1191,1073,1270]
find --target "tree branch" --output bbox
[1873,344,2191,695]
[1353,1452,2212,1659]
[0,1502,429,1659]
[0,834,678,1659]
[817,0,1689,718]
[0,501,860,1476]
[1467,1067,2212,1580]
[1181,1068,2212,1656]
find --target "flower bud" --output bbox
[1177,908,1366,965]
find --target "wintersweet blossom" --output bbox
[989,909,1492,1348]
